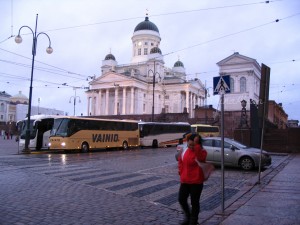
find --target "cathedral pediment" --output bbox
[217,52,257,66]
[90,72,132,86]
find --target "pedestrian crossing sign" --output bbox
[213,75,230,95]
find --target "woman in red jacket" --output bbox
[178,134,207,225]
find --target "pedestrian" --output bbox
[178,134,207,225]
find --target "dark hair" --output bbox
[189,134,203,146]
[188,134,196,141]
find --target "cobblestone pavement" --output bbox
[0,139,288,225]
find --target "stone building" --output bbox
[217,52,261,111]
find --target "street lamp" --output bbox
[240,99,248,128]
[69,94,81,116]
[148,61,160,122]
[38,97,41,114]
[204,86,213,124]
[15,14,53,153]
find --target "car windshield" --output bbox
[228,139,247,149]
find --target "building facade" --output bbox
[0,90,64,123]
[217,52,261,111]
[86,15,206,118]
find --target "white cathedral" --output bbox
[86,15,206,118]
[86,15,262,118]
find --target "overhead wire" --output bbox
[1,0,298,92]
[40,0,279,33]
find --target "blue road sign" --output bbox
[213,75,231,95]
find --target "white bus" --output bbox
[138,122,191,148]
[18,115,60,150]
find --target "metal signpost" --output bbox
[213,75,230,213]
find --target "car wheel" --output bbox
[81,142,89,153]
[152,140,158,148]
[122,141,128,150]
[239,156,254,170]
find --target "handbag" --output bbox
[195,159,214,181]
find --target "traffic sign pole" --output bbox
[213,74,230,214]
[221,92,225,213]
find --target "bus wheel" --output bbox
[122,141,128,150]
[81,142,89,153]
[152,140,158,148]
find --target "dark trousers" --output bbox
[178,183,204,223]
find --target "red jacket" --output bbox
[178,144,207,184]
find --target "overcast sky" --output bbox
[1,0,299,121]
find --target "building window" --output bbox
[143,104,146,113]
[165,105,169,113]
[144,48,148,55]
[138,48,141,55]
[151,43,154,46]
[0,115,3,120]
[0,103,4,112]
[165,95,169,99]
[230,78,234,93]
[240,77,246,93]
[145,42,148,45]
[144,94,146,98]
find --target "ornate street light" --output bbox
[69,88,81,116]
[15,14,53,153]
[148,60,161,122]
[240,99,248,128]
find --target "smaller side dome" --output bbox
[150,47,162,54]
[174,60,184,68]
[104,53,116,61]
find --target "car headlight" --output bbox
[61,142,66,147]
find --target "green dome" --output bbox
[150,47,162,54]
[134,16,159,33]
[174,60,184,67]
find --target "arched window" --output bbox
[240,77,246,93]
[230,78,235,93]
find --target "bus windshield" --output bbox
[51,118,70,137]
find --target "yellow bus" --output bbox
[191,124,220,137]
[49,117,139,152]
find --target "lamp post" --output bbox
[204,86,213,124]
[69,88,81,116]
[37,97,41,114]
[148,61,160,122]
[15,14,53,153]
[240,99,248,128]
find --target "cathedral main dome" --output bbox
[134,16,159,33]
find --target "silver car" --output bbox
[176,137,272,171]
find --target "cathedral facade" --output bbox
[86,15,206,118]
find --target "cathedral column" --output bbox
[105,89,109,115]
[98,90,102,115]
[122,87,126,114]
[185,91,189,114]
[114,87,118,115]
[87,95,90,116]
[192,93,195,117]
[130,87,134,114]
